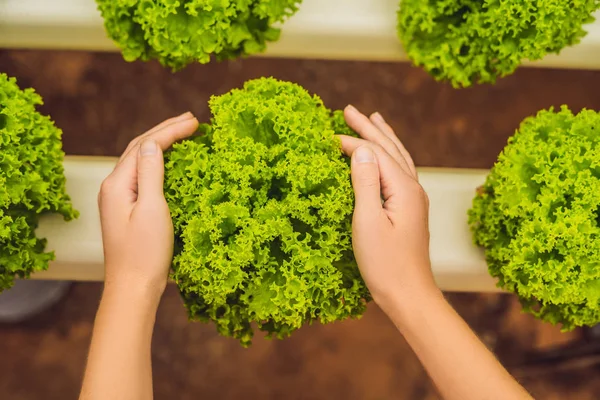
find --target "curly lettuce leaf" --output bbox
[0,73,78,291]
[398,0,600,87]
[96,0,302,70]
[165,78,369,346]
[469,106,600,329]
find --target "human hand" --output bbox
[338,105,436,311]
[98,112,199,299]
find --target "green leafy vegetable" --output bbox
[397,0,600,88]
[164,77,369,346]
[0,73,77,291]
[96,0,302,70]
[469,106,600,330]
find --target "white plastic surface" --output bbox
[32,156,499,292]
[34,157,114,281]
[0,0,599,69]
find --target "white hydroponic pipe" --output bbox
[0,0,599,69]
[33,156,499,292]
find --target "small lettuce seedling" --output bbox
[0,74,77,291]
[470,106,600,330]
[164,78,369,346]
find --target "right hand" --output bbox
[338,105,436,310]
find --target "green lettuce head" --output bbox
[0,73,77,291]
[96,0,302,70]
[469,106,600,330]
[397,0,600,88]
[164,77,369,346]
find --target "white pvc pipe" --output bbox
[33,156,499,292]
[0,0,599,69]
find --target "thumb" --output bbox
[351,146,382,213]
[137,139,165,201]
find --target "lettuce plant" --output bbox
[164,77,369,346]
[0,74,77,291]
[96,0,302,70]
[469,106,600,330]
[397,0,600,88]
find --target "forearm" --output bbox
[80,281,161,400]
[381,284,532,400]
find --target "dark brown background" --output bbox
[1,50,599,399]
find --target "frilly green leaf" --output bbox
[469,106,600,330]
[0,73,78,292]
[397,0,600,88]
[165,78,369,346]
[96,0,302,70]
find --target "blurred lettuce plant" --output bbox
[97,0,302,69]
[470,106,600,330]
[398,0,600,87]
[0,73,77,291]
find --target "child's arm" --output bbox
[339,105,532,400]
[79,113,199,400]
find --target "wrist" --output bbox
[103,273,166,311]
[373,277,443,326]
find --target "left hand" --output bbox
[98,112,199,298]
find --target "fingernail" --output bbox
[346,104,358,114]
[354,146,375,164]
[140,139,157,156]
[372,112,385,123]
[178,111,194,120]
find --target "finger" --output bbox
[351,146,384,215]
[344,105,412,177]
[117,116,199,168]
[136,139,165,201]
[98,159,138,216]
[120,112,194,162]
[119,112,195,163]
[339,135,409,209]
[108,116,198,202]
[104,153,139,203]
[369,112,417,179]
